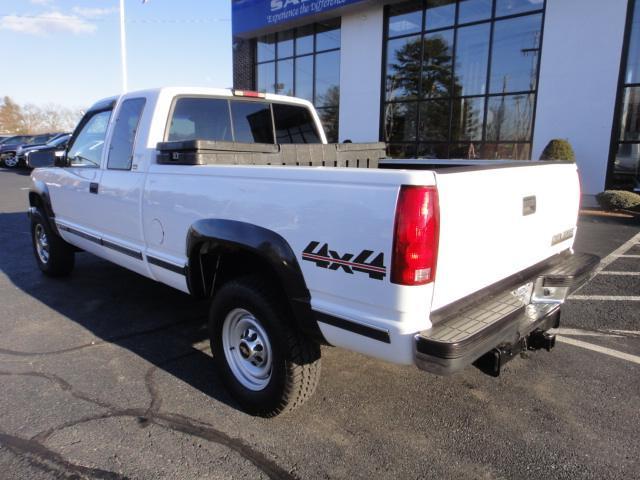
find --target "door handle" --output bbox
[89,182,99,194]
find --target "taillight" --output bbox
[391,185,440,286]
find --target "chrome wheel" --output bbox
[34,223,50,264]
[222,308,272,391]
[3,154,17,168]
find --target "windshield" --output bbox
[5,136,32,144]
[48,135,70,147]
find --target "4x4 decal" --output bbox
[302,241,386,280]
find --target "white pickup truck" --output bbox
[28,87,598,416]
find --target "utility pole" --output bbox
[119,0,128,93]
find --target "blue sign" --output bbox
[232,0,367,36]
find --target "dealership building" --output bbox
[231,0,640,196]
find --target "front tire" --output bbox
[30,209,75,276]
[209,275,321,417]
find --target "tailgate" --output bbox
[431,163,580,311]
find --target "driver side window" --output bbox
[67,109,113,168]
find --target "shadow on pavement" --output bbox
[0,210,238,411]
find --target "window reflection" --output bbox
[626,2,640,84]
[455,24,490,96]
[315,50,340,108]
[496,0,543,17]
[425,0,455,30]
[257,62,275,94]
[384,0,543,160]
[318,107,339,143]
[386,35,421,101]
[277,30,294,58]
[388,1,422,37]
[257,34,276,63]
[316,19,341,51]
[486,94,534,142]
[423,30,454,98]
[419,100,449,140]
[611,0,640,190]
[296,25,314,56]
[384,102,418,142]
[295,56,314,102]
[419,143,449,159]
[490,15,541,94]
[276,59,293,96]
[451,96,484,141]
[254,20,340,142]
[459,0,492,24]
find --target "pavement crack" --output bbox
[0,431,129,479]
[0,370,114,410]
[1,349,294,478]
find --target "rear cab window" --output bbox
[165,96,322,144]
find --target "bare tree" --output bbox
[0,97,83,134]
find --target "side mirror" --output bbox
[28,150,66,168]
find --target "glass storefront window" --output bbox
[388,1,423,37]
[422,30,454,98]
[254,20,341,142]
[455,23,490,96]
[276,59,294,96]
[315,50,340,108]
[386,35,422,101]
[425,0,456,30]
[458,0,492,24]
[383,0,544,159]
[495,0,542,17]
[489,14,542,94]
[257,62,275,94]
[295,55,314,102]
[451,96,484,141]
[316,19,341,51]
[257,34,276,63]
[485,93,534,142]
[610,0,640,190]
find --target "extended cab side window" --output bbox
[67,110,113,168]
[167,98,232,142]
[107,98,146,170]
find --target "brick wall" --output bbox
[232,37,255,90]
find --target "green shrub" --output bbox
[540,139,576,161]
[596,190,640,211]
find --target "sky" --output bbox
[0,0,233,109]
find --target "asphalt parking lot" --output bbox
[0,167,639,480]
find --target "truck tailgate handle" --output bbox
[89,182,99,194]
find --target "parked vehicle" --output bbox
[19,134,71,169]
[28,87,598,416]
[2,133,62,168]
[0,135,14,144]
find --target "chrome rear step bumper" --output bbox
[414,252,600,376]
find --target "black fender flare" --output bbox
[186,219,325,342]
[28,181,59,235]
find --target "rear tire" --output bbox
[30,209,75,277]
[209,275,321,417]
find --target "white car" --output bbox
[28,87,598,416]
